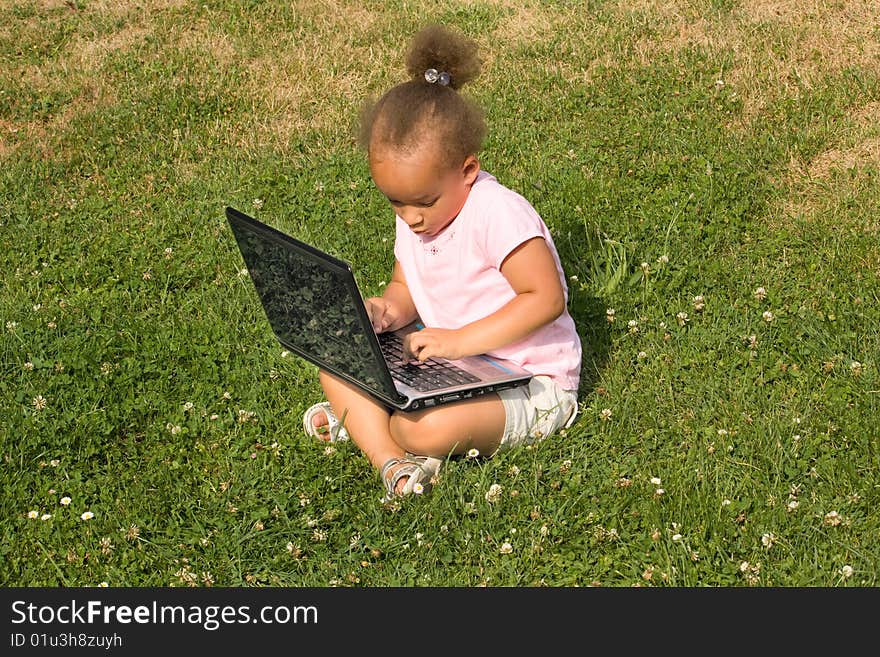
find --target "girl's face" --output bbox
[369,141,479,237]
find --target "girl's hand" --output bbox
[403,327,464,362]
[364,297,397,332]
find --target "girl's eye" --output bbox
[389,198,437,208]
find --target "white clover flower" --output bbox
[164,247,174,257]
[60,496,71,506]
[509,465,520,476]
[761,532,775,548]
[722,499,731,506]
[599,408,612,421]
[81,511,95,521]
[637,351,647,359]
[740,561,751,573]
[717,429,728,436]
[655,488,665,496]
[850,361,863,376]
[280,351,290,358]
[32,395,47,410]
[49,459,60,467]
[754,286,767,300]
[605,308,615,323]
[627,319,639,334]
[762,310,774,322]
[540,525,549,537]
[841,565,854,578]
[658,254,669,264]
[183,401,194,412]
[640,262,650,273]
[499,542,513,554]
[467,448,480,459]
[650,476,662,485]
[27,510,39,519]
[786,500,799,512]
[692,295,705,311]
[24,361,34,370]
[823,511,841,526]
[252,198,264,209]
[676,311,689,326]
[672,533,682,542]
[485,483,503,503]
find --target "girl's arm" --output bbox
[404,237,565,361]
[365,260,419,332]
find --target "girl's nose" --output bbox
[401,210,422,227]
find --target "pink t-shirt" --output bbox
[394,171,582,391]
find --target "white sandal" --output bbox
[302,402,349,442]
[379,455,443,502]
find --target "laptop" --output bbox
[225,206,532,411]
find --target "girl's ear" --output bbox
[461,154,480,185]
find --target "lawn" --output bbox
[1,0,878,587]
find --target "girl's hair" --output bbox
[359,24,487,167]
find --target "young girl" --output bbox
[303,24,582,501]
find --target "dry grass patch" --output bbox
[579,0,880,125]
[1,0,194,161]
[796,99,880,180]
[776,99,880,235]
[488,1,617,86]
[236,1,399,150]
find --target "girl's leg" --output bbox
[315,370,405,473]
[389,394,507,458]
[312,370,507,491]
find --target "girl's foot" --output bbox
[308,409,332,440]
[380,455,443,499]
[302,402,349,442]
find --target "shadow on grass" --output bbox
[566,285,612,402]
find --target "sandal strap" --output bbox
[379,457,424,496]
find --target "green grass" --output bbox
[1,0,878,587]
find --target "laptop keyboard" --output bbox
[378,332,481,392]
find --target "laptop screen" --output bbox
[226,208,402,404]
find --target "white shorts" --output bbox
[495,375,578,453]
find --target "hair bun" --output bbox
[404,24,481,90]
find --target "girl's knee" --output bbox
[389,409,449,453]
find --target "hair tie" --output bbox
[424,68,451,86]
